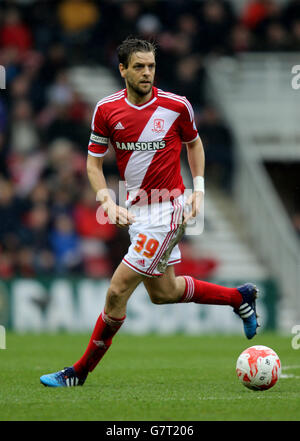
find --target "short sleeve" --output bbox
[177,98,199,143]
[88,104,110,157]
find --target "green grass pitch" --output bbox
[0,332,299,421]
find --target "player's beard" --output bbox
[127,77,153,97]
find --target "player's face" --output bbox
[120,51,156,97]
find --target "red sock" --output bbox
[73,310,125,377]
[180,276,242,309]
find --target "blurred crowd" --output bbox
[0,0,299,278]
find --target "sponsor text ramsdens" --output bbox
[116,141,166,151]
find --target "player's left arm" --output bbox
[183,136,205,224]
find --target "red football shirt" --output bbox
[88,87,198,205]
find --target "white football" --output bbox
[236,345,281,391]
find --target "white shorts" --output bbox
[122,195,185,277]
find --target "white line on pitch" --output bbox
[281,374,300,379]
[282,365,300,370]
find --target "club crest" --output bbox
[152,118,165,133]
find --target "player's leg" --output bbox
[72,262,143,375]
[143,265,242,308]
[104,261,144,318]
[143,265,184,304]
[143,265,258,339]
[40,262,142,387]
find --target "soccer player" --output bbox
[40,38,259,387]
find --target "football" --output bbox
[236,345,281,391]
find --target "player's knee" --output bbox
[106,283,128,308]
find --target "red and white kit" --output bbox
[88,87,199,277]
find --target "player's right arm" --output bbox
[87,151,135,228]
[87,101,134,228]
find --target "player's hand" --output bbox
[183,191,203,225]
[104,200,135,228]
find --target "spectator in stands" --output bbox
[46,138,85,181]
[57,0,100,36]
[292,212,300,238]
[68,91,89,123]
[14,246,35,277]
[9,74,31,103]
[282,0,300,29]
[42,76,89,148]
[156,25,199,91]
[112,1,142,43]
[177,13,200,41]
[252,0,283,34]
[228,24,254,53]
[137,13,162,40]
[197,0,236,54]
[172,54,207,109]
[37,140,85,222]
[24,203,55,274]
[38,43,69,88]
[73,184,117,242]
[45,104,82,146]
[0,248,14,279]
[198,106,234,192]
[25,204,51,252]
[8,99,39,156]
[7,98,46,196]
[262,21,290,51]
[73,183,129,276]
[7,147,46,198]
[29,1,62,51]
[47,70,73,107]
[29,180,51,207]
[155,32,185,88]
[0,132,9,178]
[0,97,7,130]
[0,8,32,54]
[0,47,20,88]
[241,0,274,30]
[57,0,100,62]
[51,186,75,218]
[289,19,300,50]
[49,213,83,274]
[0,177,29,252]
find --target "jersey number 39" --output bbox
[134,234,159,259]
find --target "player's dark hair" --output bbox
[117,37,156,68]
